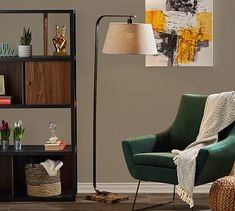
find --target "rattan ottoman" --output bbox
[209,176,235,211]
[25,164,61,197]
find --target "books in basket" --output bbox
[44,140,66,151]
[0,96,11,104]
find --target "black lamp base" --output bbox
[86,192,129,204]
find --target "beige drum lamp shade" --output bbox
[102,23,158,55]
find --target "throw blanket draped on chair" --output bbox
[172,91,235,208]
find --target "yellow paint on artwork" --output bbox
[145,10,166,32]
[196,12,212,41]
[176,28,199,64]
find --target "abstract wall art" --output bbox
[145,0,213,67]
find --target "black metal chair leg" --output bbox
[132,180,141,211]
[173,185,176,201]
[132,181,174,211]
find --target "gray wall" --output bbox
[0,0,233,183]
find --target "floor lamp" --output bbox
[86,15,157,203]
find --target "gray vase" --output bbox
[2,140,9,150]
[14,140,22,150]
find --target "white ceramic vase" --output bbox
[18,45,32,57]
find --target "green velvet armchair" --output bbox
[122,94,235,210]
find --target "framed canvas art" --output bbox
[145,0,213,67]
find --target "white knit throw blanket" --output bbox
[172,91,235,208]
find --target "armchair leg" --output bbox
[132,181,175,211]
[132,180,141,211]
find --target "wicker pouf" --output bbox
[209,176,235,211]
[25,164,61,197]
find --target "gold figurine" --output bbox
[53,25,67,56]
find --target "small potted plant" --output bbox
[13,120,25,150]
[18,27,32,57]
[0,120,10,150]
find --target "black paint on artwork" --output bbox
[157,32,178,66]
[166,0,198,14]
[197,41,209,48]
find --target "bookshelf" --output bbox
[0,10,77,201]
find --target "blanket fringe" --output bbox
[176,185,194,208]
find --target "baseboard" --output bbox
[78,182,211,193]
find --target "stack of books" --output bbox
[44,140,66,151]
[0,96,11,104]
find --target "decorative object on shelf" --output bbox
[13,120,25,150]
[0,43,16,57]
[87,15,157,203]
[209,176,235,211]
[44,140,66,151]
[45,121,65,151]
[145,0,213,67]
[0,120,10,150]
[0,75,5,95]
[53,25,67,56]
[25,162,62,197]
[47,121,59,144]
[18,27,32,57]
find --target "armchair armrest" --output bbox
[122,131,170,178]
[123,134,157,155]
[122,134,157,178]
[195,135,235,185]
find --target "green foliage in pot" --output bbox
[20,27,32,45]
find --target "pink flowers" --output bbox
[0,120,10,140]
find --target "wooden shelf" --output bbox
[0,145,73,156]
[0,10,74,14]
[0,104,73,109]
[0,55,74,62]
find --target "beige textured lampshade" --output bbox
[102,23,157,55]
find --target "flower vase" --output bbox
[2,140,9,150]
[14,139,22,150]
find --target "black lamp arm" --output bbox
[93,14,136,194]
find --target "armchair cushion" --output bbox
[133,152,176,169]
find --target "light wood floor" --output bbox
[0,194,210,211]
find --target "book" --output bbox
[0,96,11,99]
[44,140,66,151]
[0,96,11,104]
[0,99,11,104]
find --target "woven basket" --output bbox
[209,176,235,211]
[25,164,61,197]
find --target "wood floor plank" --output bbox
[0,194,210,211]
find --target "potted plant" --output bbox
[0,120,10,150]
[13,120,25,150]
[18,27,32,57]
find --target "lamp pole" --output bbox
[93,15,135,194]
